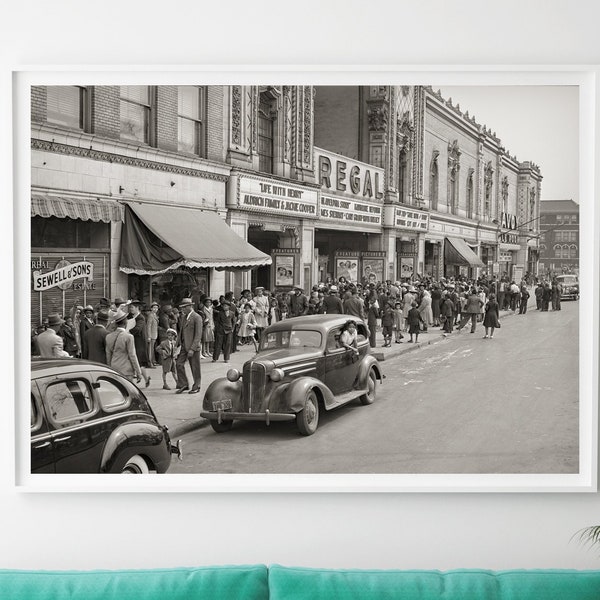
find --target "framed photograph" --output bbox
[274,254,294,287]
[360,254,385,285]
[335,254,359,284]
[14,67,598,493]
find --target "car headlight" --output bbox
[270,368,285,382]
[226,368,241,382]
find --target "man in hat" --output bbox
[343,286,366,320]
[146,301,160,367]
[107,298,130,332]
[321,285,343,314]
[105,310,142,383]
[36,314,70,358]
[79,305,96,357]
[128,300,151,387]
[289,286,308,318]
[212,301,235,363]
[175,298,203,394]
[82,310,109,364]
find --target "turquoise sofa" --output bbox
[1,565,600,599]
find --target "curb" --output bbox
[170,417,208,439]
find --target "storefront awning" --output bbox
[444,237,486,268]
[31,193,124,223]
[120,202,272,275]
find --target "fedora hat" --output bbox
[83,305,94,312]
[178,298,194,307]
[114,298,130,307]
[47,313,64,328]
[129,299,144,306]
[96,310,110,323]
[113,309,130,324]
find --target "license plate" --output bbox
[212,399,232,411]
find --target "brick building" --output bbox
[537,199,580,276]
[30,84,543,326]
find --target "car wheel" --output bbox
[121,455,150,474]
[210,419,233,433]
[296,390,319,436]
[359,369,377,405]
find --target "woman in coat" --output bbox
[430,285,442,327]
[417,289,433,332]
[406,301,423,343]
[483,293,501,339]
[402,287,416,332]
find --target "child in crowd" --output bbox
[392,301,404,343]
[407,301,424,343]
[237,303,257,348]
[381,303,395,348]
[156,328,179,390]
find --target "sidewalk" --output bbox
[152,299,533,439]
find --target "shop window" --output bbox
[178,86,204,155]
[120,85,153,144]
[46,86,88,130]
[258,94,275,174]
[31,216,110,250]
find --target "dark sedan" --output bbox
[31,359,181,474]
[201,315,383,436]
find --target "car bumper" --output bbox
[200,410,297,426]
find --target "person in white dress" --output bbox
[252,287,269,343]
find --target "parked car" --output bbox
[31,359,182,474]
[556,274,579,300]
[200,315,383,436]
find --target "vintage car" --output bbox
[200,315,383,436]
[556,274,579,300]
[31,359,182,474]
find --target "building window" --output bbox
[466,171,474,219]
[398,148,409,204]
[120,85,152,144]
[46,86,88,130]
[31,216,110,250]
[178,86,204,155]
[430,151,439,211]
[447,141,460,215]
[258,94,274,174]
[484,162,494,217]
[556,214,563,224]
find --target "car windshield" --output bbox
[260,329,322,351]
[557,276,577,285]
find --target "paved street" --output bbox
[163,299,578,474]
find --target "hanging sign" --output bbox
[33,260,94,292]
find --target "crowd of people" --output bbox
[32,272,566,391]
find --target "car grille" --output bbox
[243,363,267,413]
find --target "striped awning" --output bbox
[31,194,124,223]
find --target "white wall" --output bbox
[3,0,600,571]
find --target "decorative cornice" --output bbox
[31,139,228,183]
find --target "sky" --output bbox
[438,86,579,204]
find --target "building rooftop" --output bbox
[540,200,579,212]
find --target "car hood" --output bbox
[253,348,322,365]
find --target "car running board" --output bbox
[326,389,368,410]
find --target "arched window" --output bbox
[484,162,494,217]
[447,141,460,215]
[466,170,474,219]
[398,147,409,204]
[258,92,275,174]
[430,151,439,210]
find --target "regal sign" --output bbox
[315,147,384,201]
[33,261,94,292]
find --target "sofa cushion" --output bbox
[268,565,600,600]
[0,565,269,600]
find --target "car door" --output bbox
[324,326,356,395]
[38,373,103,473]
[31,383,55,474]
